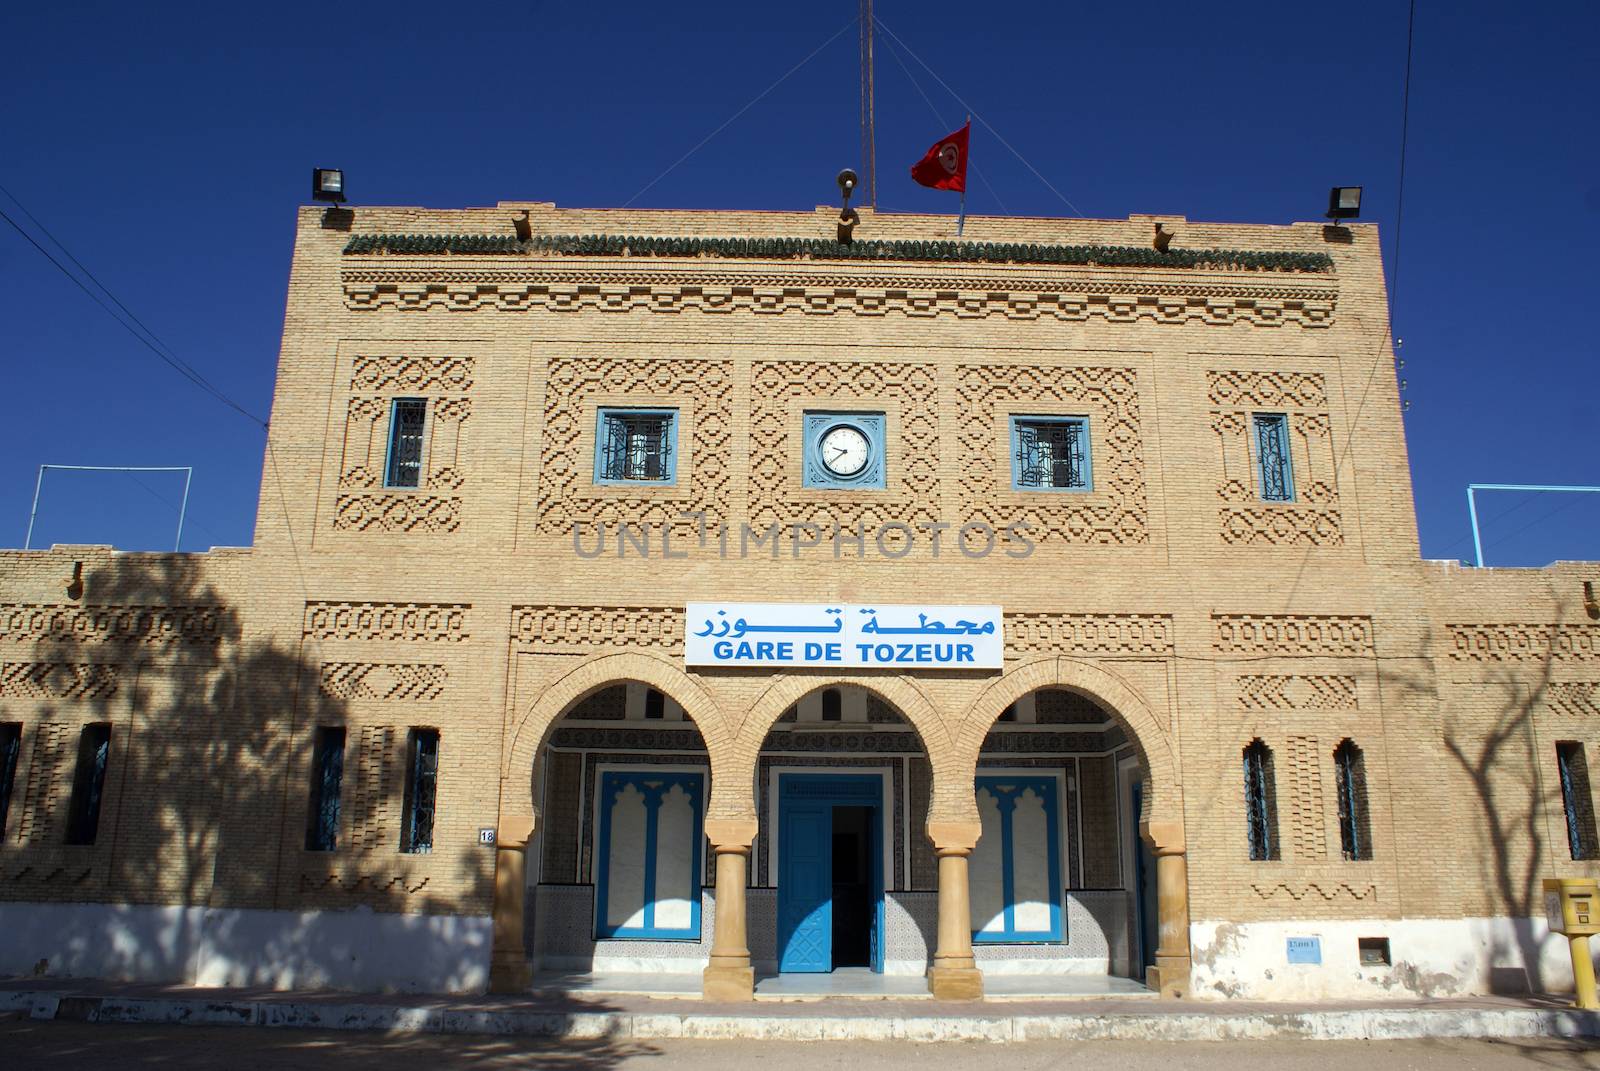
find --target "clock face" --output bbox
[819,424,870,477]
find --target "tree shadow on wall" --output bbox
[1381,626,1566,998]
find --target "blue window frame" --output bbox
[595,408,678,485]
[305,726,345,851]
[595,770,704,939]
[64,724,111,846]
[401,729,439,854]
[1253,413,1294,502]
[1557,742,1600,861]
[1333,739,1372,861]
[384,398,427,489]
[802,411,886,489]
[1244,739,1279,861]
[1010,416,1091,491]
[972,775,1062,943]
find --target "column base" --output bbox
[1145,957,1191,999]
[702,963,755,1001]
[927,964,985,1001]
[488,955,532,994]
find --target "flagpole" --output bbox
[957,115,970,237]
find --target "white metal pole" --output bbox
[175,467,193,551]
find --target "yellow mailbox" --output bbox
[1544,877,1600,1009]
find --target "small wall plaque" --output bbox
[478,827,497,845]
[1286,936,1322,964]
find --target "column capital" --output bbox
[926,818,982,853]
[704,818,758,852]
[497,811,538,849]
[1141,819,1185,856]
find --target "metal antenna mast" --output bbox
[859,0,877,209]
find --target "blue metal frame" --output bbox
[382,397,428,489]
[1466,483,1600,567]
[1253,412,1295,502]
[776,773,887,973]
[593,407,680,486]
[594,769,704,940]
[802,411,887,489]
[973,775,1063,943]
[1008,415,1093,492]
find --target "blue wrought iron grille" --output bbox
[1334,739,1372,860]
[1557,742,1600,860]
[1254,413,1294,502]
[402,729,439,854]
[1013,418,1089,489]
[385,398,427,488]
[0,723,21,837]
[598,410,674,483]
[65,724,111,846]
[305,727,346,852]
[1243,739,1278,861]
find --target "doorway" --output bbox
[776,774,884,974]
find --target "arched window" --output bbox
[1334,739,1372,861]
[1243,739,1278,861]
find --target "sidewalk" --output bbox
[4,978,1599,1044]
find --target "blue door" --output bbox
[778,802,832,972]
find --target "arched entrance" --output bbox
[748,684,936,983]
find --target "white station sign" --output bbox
[685,603,1003,669]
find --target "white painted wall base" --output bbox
[0,902,492,994]
[1191,916,1598,1001]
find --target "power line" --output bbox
[874,15,1083,218]
[622,16,858,209]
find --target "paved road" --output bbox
[3,1021,1599,1070]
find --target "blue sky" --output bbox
[2,0,1596,566]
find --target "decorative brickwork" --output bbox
[1447,624,1600,662]
[341,265,1337,327]
[1251,882,1377,902]
[1210,371,1341,546]
[1547,682,1600,717]
[510,605,682,651]
[335,361,472,534]
[1213,614,1373,657]
[535,356,733,539]
[297,871,430,897]
[17,723,67,845]
[350,726,397,852]
[956,365,1149,546]
[748,360,938,534]
[0,604,225,647]
[1287,735,1327,861]
[303,602,470,643]
[1006,613,1173,656]
[0,662,119,700]
[1237,675,1358,711]
[319,663,447,702]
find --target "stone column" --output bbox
[1142,820,1191,998]
[702,818,758,1001]
[488,813,536,994]
[926,819,984,1000]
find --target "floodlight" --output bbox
[1326,186,1362,220]
[312,168,347,204]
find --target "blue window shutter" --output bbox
[1254,413,1294,502]
[594,770,704,939]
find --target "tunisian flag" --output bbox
[910,122,969,192]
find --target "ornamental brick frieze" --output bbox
[1213,614,1374,657]
[1004,613,1173,656]
[511,605,683,651]
[957,365,1150,546]
[1546,681,1600,716]
[1211,371,1342,547]
[303,602,470,643]
[339,265,1337,328]
[349,354,474,393]
[298,871,431,897]
[535,356,733,539]
[0,604,226,647]
[1251,881,1377,902]
[1236,674,1358,711]
[0,662,119,699]
[1447,623,1600,662]
[319,662,447,702]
